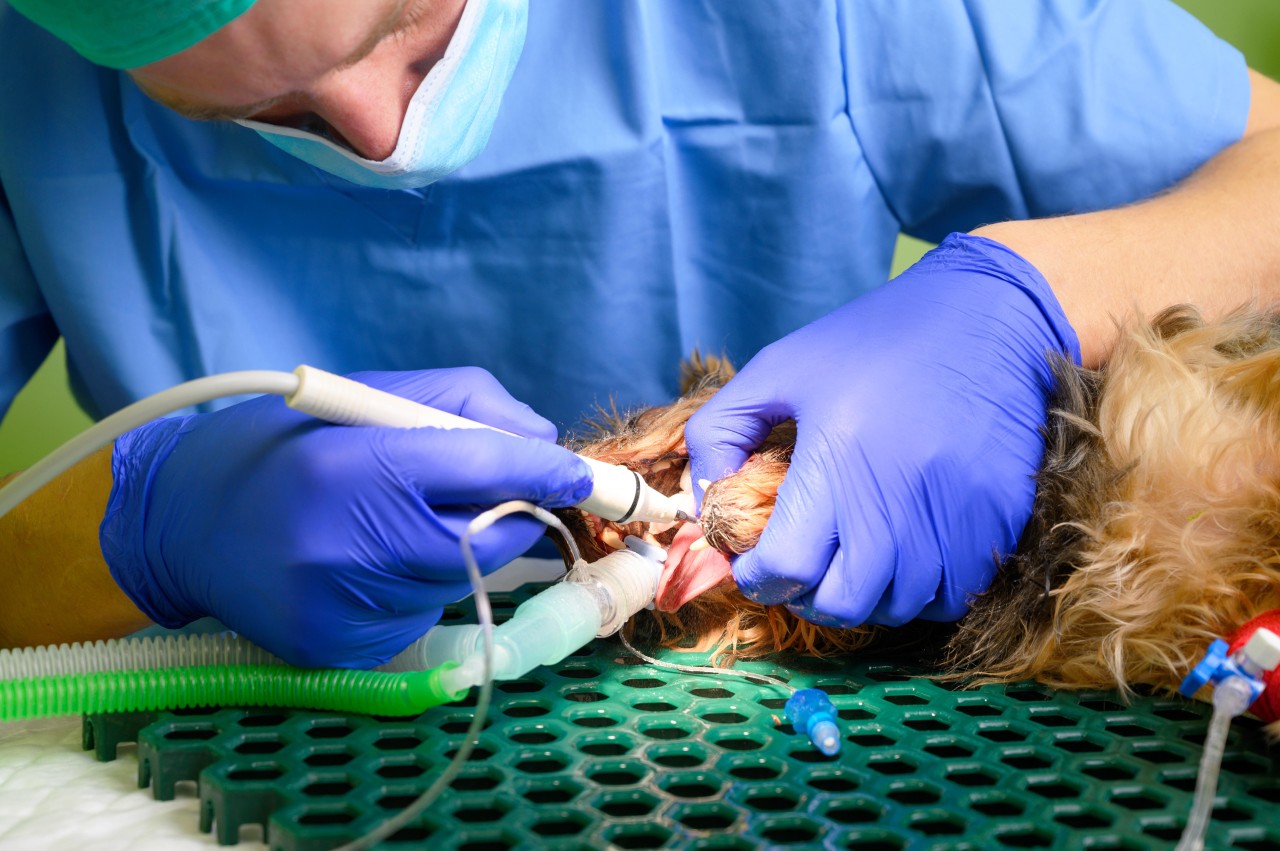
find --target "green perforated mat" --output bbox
[84,585,1280,849]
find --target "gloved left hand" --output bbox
[100,368,592,668]
[685,233,1080,627]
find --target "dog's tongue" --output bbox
[655,523,734,611]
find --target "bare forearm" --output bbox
[976,71,1280,367]
[0,446,149,647]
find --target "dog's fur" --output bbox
[555,306,1280,706]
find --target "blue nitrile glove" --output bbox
[100,368,593,668]
[685,233,1080,627]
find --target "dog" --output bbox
[553,306,1280,717]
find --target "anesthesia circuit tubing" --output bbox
[0,370,576,850]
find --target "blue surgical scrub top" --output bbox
[0,0,1248,431]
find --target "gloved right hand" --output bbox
[100,368,592,669]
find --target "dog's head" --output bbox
[948,305,1280,696]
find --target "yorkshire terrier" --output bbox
[553,306,1280,717]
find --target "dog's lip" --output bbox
[655,523,734,611]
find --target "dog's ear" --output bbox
[679,350,736,396]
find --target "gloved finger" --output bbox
[729,441,838,605]
[685,376,790,509]
[377,427,592,508]
[350,367,558,441]
[426,508,550,577]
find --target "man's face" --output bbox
[129,0,468,160]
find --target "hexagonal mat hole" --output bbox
[530,810,590,838]
[295,805,359,827]
[519,777,583,805]
[1000,749,1053,771]
[1248,784,1280,804]
[226,765,285,783]
[1078,697,1125,713]
[513,751,570,775]
[886,782,942,806]
[568,709,620,728]
[821,797,882,825]
[584,760,648,787]
[944,766,999,787]
[592,790,661,819]
[501,701,552,719]
[1107,721,1155,738]
[806,770,859,794]
[690,687,734,699]
[903,715,950,732]
[232,736,285,755]
[723,754,785,781]
[658,772,723,800]
[455,829,521,851]
[923,740,975,759]
[867,754,917,776]
[1136,742,1182,762]
[450,767,502,792]
[1025,777,1082,800]
[833,828,907,850]
[882,692,928,707]
[450,799,511,824]
[303,749,354,768]
[955,700,1002,717]
[603,823,673,849]
[1028,710,1078,728]
[847,731,896,748]
[1052,733,1106,753]
[908,810,966,836]
[563,689,608,704]
[978,725,1028,744]
[506,725,561,746]
[758,815,823,845]
[372,733,423,751]
[557,665,601,680]
[1109,788,1167,811]
[374,756,426,779]
[621,677,668,690]
[638,718,693,741]
[700,710,750,725]
[993,824,1055,848]
[647,743,708,769]
[741,785,802,813]
[300,776,355,797]
[707,729,768,751]
[575,732,635,758]
[969,793,1026,818]
[1081,760,1138,781]
[1053,805,1113,829]
[673,802,738,831]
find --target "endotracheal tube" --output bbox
[1176,628,1280,851]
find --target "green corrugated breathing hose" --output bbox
[0,662,465,721]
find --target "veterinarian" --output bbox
[2,0,1277,667]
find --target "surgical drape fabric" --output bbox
[0,0,1247,431]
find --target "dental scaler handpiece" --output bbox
[285,365,687,524]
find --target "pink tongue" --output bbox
[655,523,734,612]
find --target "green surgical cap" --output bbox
[8,0,257,69]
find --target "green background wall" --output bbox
[2,0,1278,474]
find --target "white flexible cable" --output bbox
[334,503,553,851]
[0,370,298,520]
[1176,675,1254,851]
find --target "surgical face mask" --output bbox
[237,0,527,190]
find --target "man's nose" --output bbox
[310,60,426,161]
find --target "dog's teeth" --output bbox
[689,536,711,552]
[601,527,625,551]
[698,478,712,492]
